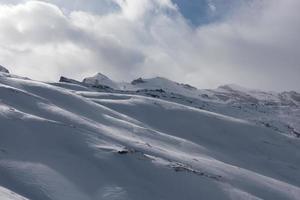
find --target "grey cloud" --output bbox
[0,0,299,91]
[0,1,146,81]
[191,0,300,91]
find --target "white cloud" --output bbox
[0,0,299,91]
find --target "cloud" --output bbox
[0,1,147,81]
[113,0,158,20]
[0,0,299,91]
[192,0,300,90]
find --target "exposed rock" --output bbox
[59,76,82,85]
[131,78,146,85]
[83,73,120,89]
[0,65,9,73]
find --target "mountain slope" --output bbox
[1,73,300,200]
[61,74,300,137]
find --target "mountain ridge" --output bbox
[0,70,300,200]
[57,72,300,137]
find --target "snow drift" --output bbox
[0,72,300,200]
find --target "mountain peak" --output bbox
[131,77,146,85]
[0,65,9,73]
[82,72,120,90]
[95,72,109,78]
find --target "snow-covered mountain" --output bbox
[60,74,300,137]
[0,65,9,73]
[1,69,300,200]
[83,73,121,90]
[128,77,198,93]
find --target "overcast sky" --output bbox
[0,0,299,91]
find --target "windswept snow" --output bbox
[0,73,300,200]
[0,186,28,200]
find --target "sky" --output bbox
[0,0,299,91]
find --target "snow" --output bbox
[125,76,206,98]
[83,73,120,90]
[0,73,300,200]
[70,73,300,136]
[94,76,299,138]
[0,186,28,200]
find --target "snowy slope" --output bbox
[1,72,300,200]
[0,186,28,200]
[125,77,204,98]
[65,74,300,137]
